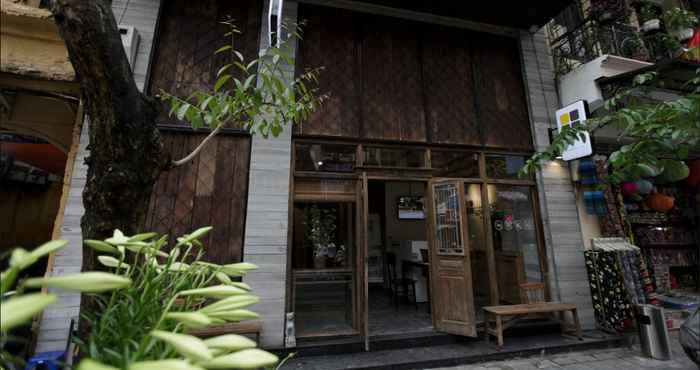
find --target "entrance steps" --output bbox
[276,327,625,370]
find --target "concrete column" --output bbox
[519,29,595,329]
[242,0,298,349]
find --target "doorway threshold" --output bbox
[292,329,455,357]
[280,330,626,370]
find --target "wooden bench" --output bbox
[483,303,582,349]
[186,321,263,344]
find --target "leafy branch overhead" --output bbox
[521,70,700,184]
[161,19,326,167]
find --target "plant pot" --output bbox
[313,256,326,269]
[672,27,695,41]
[642,19,661,33]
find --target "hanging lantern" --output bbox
[646,193,675,213]
[634,179,654,195]
[621,182,639,198]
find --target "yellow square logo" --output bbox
[559,112,570,126]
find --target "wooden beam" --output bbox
[296,0,519,37]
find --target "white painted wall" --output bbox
[558,55,652,107]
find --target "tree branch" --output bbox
[171,123,224,167]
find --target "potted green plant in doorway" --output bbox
[303,205,337,269]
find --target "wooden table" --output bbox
[483,303,582,349]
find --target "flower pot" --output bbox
[672,27,695,41]
[313,255,326,269]
[642,19,661,33]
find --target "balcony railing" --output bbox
[550,18,675,76]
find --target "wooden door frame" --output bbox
[287,175,364,340]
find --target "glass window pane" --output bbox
[485,154,528,179]
[363,146,425,168]
[431,151,479,178]
[292,202,356,336]
[295,143,356,173]
[432,183,464,255]
[464,183,491,321]
[487,185,543,304]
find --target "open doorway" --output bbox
[366,180,433,336]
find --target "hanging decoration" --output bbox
[646,192,675,213]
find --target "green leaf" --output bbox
[0,267,20,294]
[77,359,120,370]
[85,240,119,254]
[9,248,36,270]
[24,272,132,293]
[30,240,67,260]
[203,334,256,351]
[105,229,130,245]
[199,295,259,314]
[165,312,212,328]
[129,360,203,370]
[168,262,191,272]
[180,285,248,298]
[199,348,278,369]
[150,330,212,362]
[234,50,244,62]
[0,293,56,331]
[128,232,158,242]
[176,103,191,121]
[177,226,213,246]
[206,309,260,322]
[214,75,231,93]
[98,256,129,269]
[215,272,232,285]
[224,262,258,271]
[216,64,232,78]
[214,45,232,54]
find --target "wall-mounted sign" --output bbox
[555,100,592,161]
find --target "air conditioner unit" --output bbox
[118,25,140,67]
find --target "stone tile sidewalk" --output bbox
[430,332,697,370]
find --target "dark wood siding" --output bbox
[361,15,426,142]
[422,26,480,145]
[296,4,532,150]
[295,5,361,137]
[473,35,532,150]
[148,0,262,125]
[145,131,251,263]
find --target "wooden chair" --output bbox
[385,252,418,311]
[519,282,545,304]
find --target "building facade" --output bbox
[24,0,606,352]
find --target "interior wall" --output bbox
[383,181,427,247]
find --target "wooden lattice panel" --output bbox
[149,0,262,125]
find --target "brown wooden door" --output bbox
[426,179,477,337]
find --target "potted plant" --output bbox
[639,3,662,33]
[303,205,337,269]
[664,7,698,42]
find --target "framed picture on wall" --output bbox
[397,195,425,220]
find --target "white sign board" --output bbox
[555,100,592,161]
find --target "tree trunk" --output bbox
[50,0,168,271]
